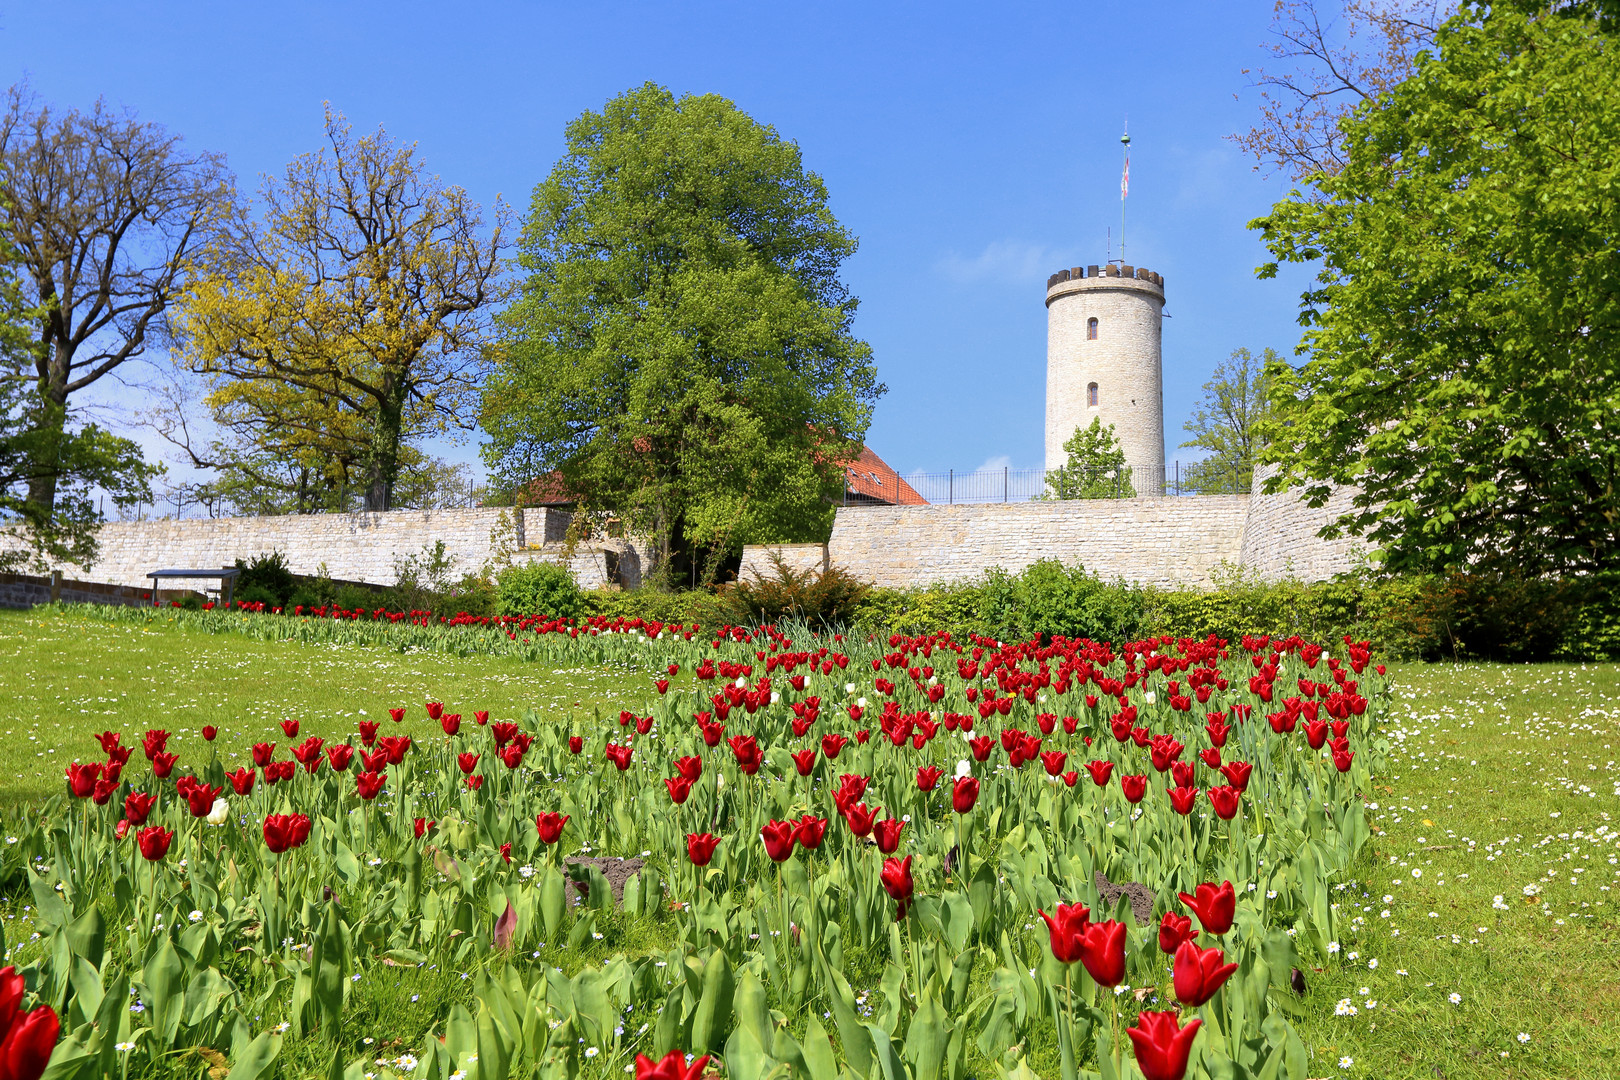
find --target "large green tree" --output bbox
[1252,4,1620,575]
[481,84,883,583]
[0,217,155,570]
[1179,347,1274,495]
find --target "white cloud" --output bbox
[975,455,1014,472]
[934,240,1054,285]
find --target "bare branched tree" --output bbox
[0,85,233,512]
[1233,0,1447,182]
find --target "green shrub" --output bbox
[235,583,280,608]
[286,587,324,611]
[724,553,870,631]
[334,584,383,613]
[497,562,585,619]
[235,550,296,607]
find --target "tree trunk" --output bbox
[363,373,409,512]
[25,336,73,513]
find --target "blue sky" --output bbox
[1,0,1318,484]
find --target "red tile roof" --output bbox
[520,444,927,508]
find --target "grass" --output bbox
[0,607,646,808]
[2,607,1618,1078]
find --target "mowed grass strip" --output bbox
[0,607,646,807]
[4,608,1619,1078]
[1290,661,1620,1080]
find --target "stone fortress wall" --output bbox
[0,506,649,595]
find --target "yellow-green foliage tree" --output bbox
[173,108,507,512]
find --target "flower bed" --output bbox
[1,625,1385,1080]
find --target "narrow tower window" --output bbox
[1087,317,1099,340]
[1087,382,1099,407]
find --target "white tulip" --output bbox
[205,798,230,825]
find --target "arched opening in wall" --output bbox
[1087,317,1098,340]
[1087,382,1098,407]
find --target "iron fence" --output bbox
[844,462,1251,506]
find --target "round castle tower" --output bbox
[1043,264,1165,495]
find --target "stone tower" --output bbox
[1043,264,1165,494]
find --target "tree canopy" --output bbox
[1179,347,1274,495]
[480,83,883,582]
[172,108,505,512]
[1253,4,1620,575]
[1042,417,1136,500]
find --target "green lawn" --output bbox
[0,608,644,807]
[1,608,1617,1079]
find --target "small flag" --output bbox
[1121,154,1130,200]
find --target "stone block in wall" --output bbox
[1238,464,1369,582]
[738,543,829,581]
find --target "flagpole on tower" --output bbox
[1119,120,1131,267]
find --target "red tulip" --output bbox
[794,814,828,850]
[124,791,156,826]
[968,735,994,762]
[880,854,914,917]
[1061,769,1079,787]
[1126,1011,1202,1080]
[1197,747,1221,769]
[872,817,905,854]
[95,731,122,755]
[388,708,406,722]
[441,713,462,736]
[1038,902,1091,963]
[136,826,173,861]
[854,729,871,744]
[64,762,98,799]
[355,771,386,800]
[280,719,299,739]
[791,748,817,776]
[1168,785,1199,815]
[1332,749,1355,772]
[1218,760,1251,792]
[0,965,60,1080]
[326,744,355,771]
[227,767,256,796]
[1121,774,1148,803]
[251,742,276,767]
[1173,940,1238,1006]
[1178,881,1236,935]
[185,783,222,817]
[665,777,692,804]
[1150,736,1185,772]
[1158,911,1196,954]
[674,755,702,782]
[474,710,489,725]
[843,802,879,838]
[605,743,633,771]
[356,721,379,746]
[1040,750,1068,777]
[1170,761,1196,789]
[415,817,435,839]
[426,702,444,721]
[456,752,480,775]
[634,1049,711,1080]
[952,776,980,814]
[1085,760,1115,787]
[150,751,178,778]
[142,729,169,760]
[687,833,720,866]
[498,841,511,862]
[105,744,131,767]
[820,733,849,759]
[1076,918,1127,986]
[1207,785,1241,820]
[91,777,117,805]
[916,765,943,791]
[535,812,569,844]
[115,818,129,840]
[761,819,797,862]
[263,813,311,853]
[201,725,218,741]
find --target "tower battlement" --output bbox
[1045,264,1164,293]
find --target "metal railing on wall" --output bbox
[842,462,1252,506]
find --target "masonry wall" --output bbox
[826,497,1250,590]
[0,506,641,591]
[738,543,829,581]
[1238,464,1367,581]
[0,571,151,610]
